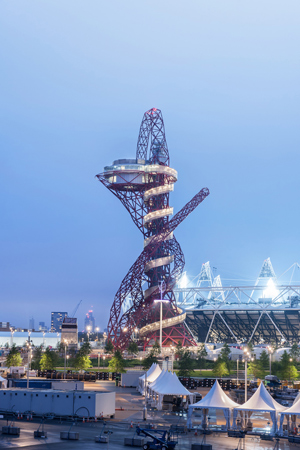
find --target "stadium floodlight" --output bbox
[263,279,279,300]
[179,272,189,289]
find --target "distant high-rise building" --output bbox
[29,317,35,331]
[38,321,47,332]
[84,310,95,333]
[51,312,68,333]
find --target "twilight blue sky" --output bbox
[1,1,300,331]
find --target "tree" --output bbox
[220,343,232,373]
[74,355,92,371]
[197,344,208,370]
[220,343,231,361]
[73,342,93,371]
[259,350,269,370]
[175,341,184,358]
[152,340,161,356]
[248,360,265,379]
[142,350,158,370]
[212,359,229,377]
[31,345,43,370]
[127,341,139,356]
[105,340,114,354]
[108,350,127,373]
[197,344,207,359]
[247,342,254,352]
[6,344,22,367]
[282,364,298,381]
[178,350,194,377]
[40,348,56,370]
[56,341,65,353]
[80,342,92,356]
[280,350,290,368]
[290,343,300,361]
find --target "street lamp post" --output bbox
[26,331,32,389]
[10,328,14,348]
[66,355,69,369]
[143,370,147,420]
[86,326,91,342]
[27,343,31,389]
[243,347,253,402]
[267,346,273,375]
[245,359,247,402]
[170,346,175,373]
[95,327,100,342]
[237,359,239,387]
[64,340,67,380]
[98,353,100,371]
[153,281,168,354]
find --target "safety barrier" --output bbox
[37,370,118,381]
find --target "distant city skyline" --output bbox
[10,306,100,333]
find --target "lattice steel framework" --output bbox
[174,285,300,345]
[96,108,209,350]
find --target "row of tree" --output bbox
[6,343,94,371]
[6,338,300,380]
[113,340,300,380]
[212,343,300,380]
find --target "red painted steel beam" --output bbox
[107,187,210,350]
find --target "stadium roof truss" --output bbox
[174,284,300,345]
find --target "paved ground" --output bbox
[0,419,298,450]
[0,381,298,449]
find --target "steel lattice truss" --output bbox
[96,108,209,350]
[174,285,300,345]
[136,108,169,165]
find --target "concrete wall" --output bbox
[51,380,84,391]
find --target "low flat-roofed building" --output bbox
[0,332,61,348]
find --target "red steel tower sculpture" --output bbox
[96,108,209,350]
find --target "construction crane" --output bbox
[71,300,82,318]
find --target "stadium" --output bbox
[174,258,300,346]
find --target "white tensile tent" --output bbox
[187,380,239,430]
[279,395,300,435]
[294,392,300,404]
[138,363,161,395]
[233,382,286,434]
[149,371,194,410]
[148,370,169,396]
